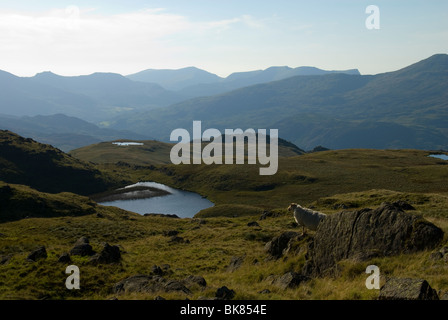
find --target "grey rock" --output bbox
[90,243,121,264]
[379,278,439,300]
[227,256,244,272]
[151,265,164,275]
[58,252,71,263]
[163,230,179,237]
[114,275,191,295]
[215,286,235,300]
[272,272,310,290]
[304,203,444,276]
[264,231,299,259]
[247,221,260,227]
[70,237,95,257]
[183,275,207,288]
[27,246,47,262]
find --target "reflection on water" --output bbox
[98,182,214,218]
[428,154,448,161]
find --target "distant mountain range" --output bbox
[0,113,150,152]
[0,70,186,122]
[0,55,447,151]
[112,54,448,150]
[127,66,360,98]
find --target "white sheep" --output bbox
[287,203,327,233]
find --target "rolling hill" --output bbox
[0,130,126,195]
[112,54,448,150]
[70,136,305,166]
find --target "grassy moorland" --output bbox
[1,145,448,300]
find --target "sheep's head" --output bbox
[287,203,298,212]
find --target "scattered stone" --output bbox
[304,203,444,276]
[215,286,235,300]
[259,210,278,220]
[183,275,207,289]
[258,289,271,294]
[151,265,164,275]
[264,231,299,259]
[379,278,439,300]
[439,291,448,300]
[58,252,71,263]
[272,272,310,290]
[114,275,191,295]
[0,254,13,265]
[191,218,207,225]
[154,296,166,300]
[70,237,95,257]
[161,264,171,272]
[429,251,443,261]
[247,221,260,227]
[227,256,245,272]
[163,230,179,237]
[169,236,189,244]
[27,246,47,262]
[90,243,121,264]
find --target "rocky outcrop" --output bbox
[264,231,299,260]
[304,203,444,276]
[379,278,439,300]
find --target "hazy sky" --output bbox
[0,0,447,77]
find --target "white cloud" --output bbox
[0,6,270,77]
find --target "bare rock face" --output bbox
[379,278,439,300]
[304,203,444,276]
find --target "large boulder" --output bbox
[379,278,439,300]
[69,237,95,257]
[89,243,121,264]
[304,203,444,276]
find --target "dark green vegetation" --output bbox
[113,54,448,150]
[0,130,126,195]
[1,133,448,300]
[70,136,305,166]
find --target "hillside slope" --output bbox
[0,130,126,195]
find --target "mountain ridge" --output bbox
[112,54,448,150]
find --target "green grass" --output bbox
[101,149,448,217]
[1,200,447,300]
[1,148,448,300]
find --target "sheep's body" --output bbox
[288,203,326,232]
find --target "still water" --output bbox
[98,182,214,218]
[428,154,448,160]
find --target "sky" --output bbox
[0,0,447,78]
